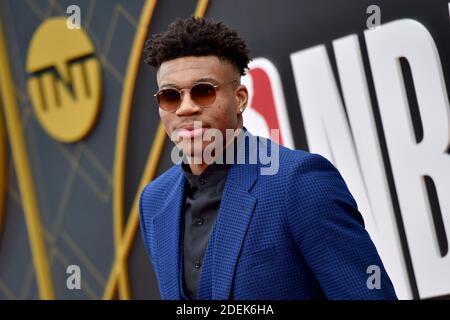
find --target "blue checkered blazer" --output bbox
[139,129,397,300]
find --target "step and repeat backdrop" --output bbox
[0,0,449,300]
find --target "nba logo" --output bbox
[242,58,294,149]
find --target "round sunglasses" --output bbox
[154,80,238,112]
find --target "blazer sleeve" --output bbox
[284,152,398,300]
[139,184,156,268]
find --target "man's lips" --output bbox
[174,125,209,139]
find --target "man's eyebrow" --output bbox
[194,77,219,84]
[159,77,219,89]
[159,83,177,89]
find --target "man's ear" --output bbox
[235,84,248,114]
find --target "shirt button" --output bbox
[194,217,204,226]
[199,177,207,185]
[194,261,202,269]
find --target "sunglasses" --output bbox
[154,80,238,112]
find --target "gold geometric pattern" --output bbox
[0,99,6,245]
[0,0,143,299]
[0,0,210,300]
[104,0,209,300]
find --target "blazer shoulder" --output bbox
[256,136,335,182]
[277,146,358,207]
[139,164,182,215]
[277,145,331,176]
[281,149,361,223]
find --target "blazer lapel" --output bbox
[211,131,259,299]
[152,167,185,300]
[152,128,261,300]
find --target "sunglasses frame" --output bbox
[154,79,238,112]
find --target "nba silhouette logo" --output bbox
[242,58,294,149]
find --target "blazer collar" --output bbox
[152,127,260,299]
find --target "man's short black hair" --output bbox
[143,16,251,76]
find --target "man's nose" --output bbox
[175,90,201,116]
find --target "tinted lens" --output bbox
[157,88,181,111]
[190,83,216,106]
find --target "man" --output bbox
[139,16,397,300]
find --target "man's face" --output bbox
[156,55,248,161]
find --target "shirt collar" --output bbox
[181,127,245,189]
[181,161,229,190]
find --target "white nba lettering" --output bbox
[332,34,411,299]
[365,19,450,298]
[290,41,410,299]
[289,45,379,236]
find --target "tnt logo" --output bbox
[241,58,294,149]
[26,17,102,143]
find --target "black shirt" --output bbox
[180,130,244,299]
[181,160,230,299]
